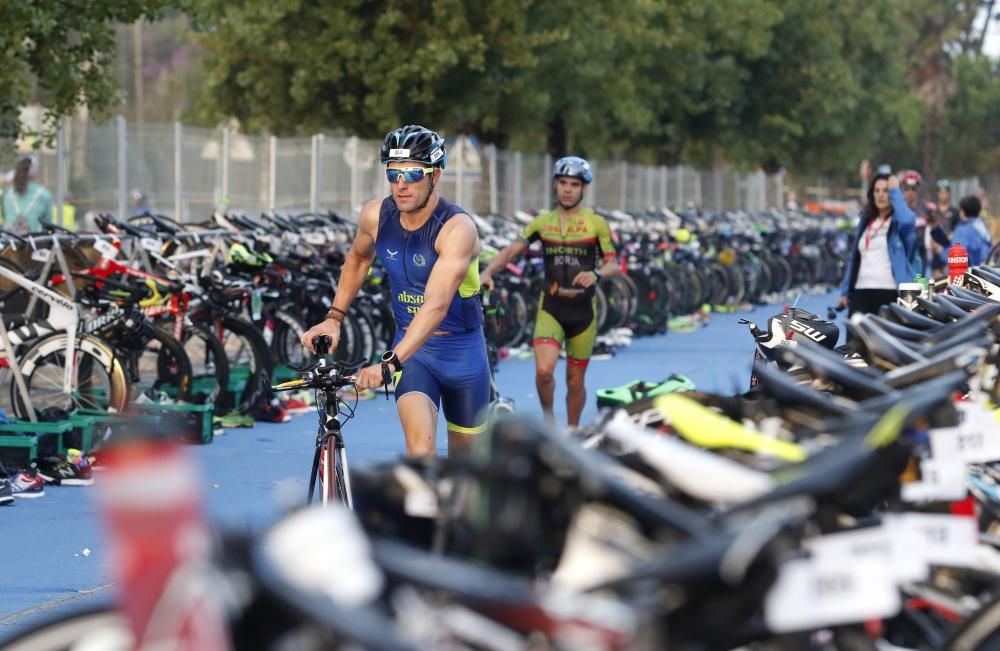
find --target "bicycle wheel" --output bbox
[182,324,230,408]
[209,315,275,415]
[0,604,130,651]
[319,443,351,507]
[503,290,530,348]
[946,596,1000,650]
[593,284,608,332]
[347,308,377,365]
[139,326,193,402]
[335,444,352,509]
[269,310,309,368]
[13,333,129,418]
[333,314,362,364]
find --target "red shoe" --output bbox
[285,397,311,414]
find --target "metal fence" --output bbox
[21,116,798,224]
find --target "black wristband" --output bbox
[381,350,402,373]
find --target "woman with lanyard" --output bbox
[1,155,52,235]
[838,172,916,316]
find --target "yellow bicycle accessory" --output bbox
[653,393,807,462]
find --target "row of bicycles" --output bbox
[8,208,1000,648]
[478,207,848,348]
[0,202,846,425]
[0,210,379,424]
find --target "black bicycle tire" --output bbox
[335,444,350,506]
[333,314,362,364]
[146,325,193,402]
[270,309,309,369]
[182,323,231,409]
[707,262,731,307]
[217,315,275,414]
[0,604,127,651]
[505,290,530,348]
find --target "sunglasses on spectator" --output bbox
[386,167,433,184]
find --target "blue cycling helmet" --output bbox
[380,125,447,168]
[552,156,593,184]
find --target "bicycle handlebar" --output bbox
[271,335,359,393]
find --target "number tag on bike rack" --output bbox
[305,232,326,245]
[931,418,1000,464]
[764,556,901,632]
[901,457,967,503]
[251,288,264,321]
[140,237,163,252]
[884,513,978,569]
[30,248,51,262]
[94,239,119,259]
[807,524,927,584]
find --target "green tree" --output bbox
[939,54,1000,177]
[0,1,176,149]
[186,0,1000,182]
[900,0,986,186]
[719,0,910,175]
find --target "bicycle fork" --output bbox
[307,414,353,509]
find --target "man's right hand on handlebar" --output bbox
[300,318,341,355]
[480,272,495,291]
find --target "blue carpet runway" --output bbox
[0,291,839,636]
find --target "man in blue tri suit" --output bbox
[301,125,488,458]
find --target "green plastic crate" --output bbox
[595,374,697,409]
[133,402,216,445]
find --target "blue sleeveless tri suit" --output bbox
[375,196,489,434]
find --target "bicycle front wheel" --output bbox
[320,443,352,508]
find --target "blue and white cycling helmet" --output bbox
[552,156,593,184]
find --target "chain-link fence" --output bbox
[15,115,978,226]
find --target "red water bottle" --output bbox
[948,243,969,285]
[97,441,231,650]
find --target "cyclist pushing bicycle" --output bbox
[301,125,488,458]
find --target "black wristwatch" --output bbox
[381,350,403,373]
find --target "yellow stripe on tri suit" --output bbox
[446,420,487,435]
[458,258,481,298]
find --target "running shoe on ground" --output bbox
[285,397,312,415]
[36,448,94,486]
[11,465,45,498]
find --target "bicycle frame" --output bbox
[0,260,81,394]
[311,387,353,509]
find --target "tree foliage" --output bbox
[9,0,1000,181]
[186,0,922,173]
[0,0,174,149]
